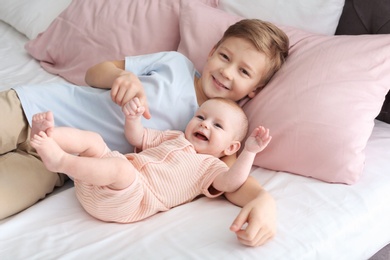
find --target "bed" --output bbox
[1,0,390,259]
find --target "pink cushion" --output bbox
[178,4,241,72]
[25,0,218,86]
[178,2,390,184]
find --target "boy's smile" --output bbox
[212,75,230,91]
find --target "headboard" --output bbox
[335,0,390,123]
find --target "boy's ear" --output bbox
[247,89,258,99]
[224,141,241,156]
[247,85,265,99]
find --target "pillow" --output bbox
[178,2,390,184]
[0,0,71,39]
[335,0,390,124]
[178,5,241,72]
[25,0,218,86]
[218,0,345,35]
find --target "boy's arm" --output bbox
[85,60,126,89]
[226,177,277,247]
[215,126,274,247]
[85,60,151,119]
[122,98,146,149]
[212,126,271,193]
[220,153,236,167]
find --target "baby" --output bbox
[30,97,271,223]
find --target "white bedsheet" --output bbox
[0,21,66,91]
[1,20,390,260]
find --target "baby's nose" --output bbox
[201,121,210,129]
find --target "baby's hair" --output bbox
[208,97,249,142]
[215,19,289,89]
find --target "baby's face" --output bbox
[201,37,267,101]
[185,99,240,158]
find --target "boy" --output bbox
[30,98,272,223]
[0,19,289,246]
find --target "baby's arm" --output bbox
[122,97,146,149]
[212,126,272,193]
[85,60,150,119]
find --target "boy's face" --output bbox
[184,99,241,158]
[201,37,267,102]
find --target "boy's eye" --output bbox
[241,68,250,77]
[219,53,229,61]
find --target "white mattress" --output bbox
[1,20,390,259]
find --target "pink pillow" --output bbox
[178,3,241,72]
[178,2,390,184]
[25,0,218,86]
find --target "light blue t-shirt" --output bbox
[14,52,199,153]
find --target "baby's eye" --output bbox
[215,123,223,129]
[196,115,204,120]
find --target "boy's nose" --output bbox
[220,66,233,80]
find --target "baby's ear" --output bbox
[224,141,241,156]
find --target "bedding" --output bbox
[24,0,218,86]
[1,0,390,259]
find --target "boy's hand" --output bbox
[111,72,151,119]
[245,126,272,153]
[230,190,276,247]
[122,97,146,120]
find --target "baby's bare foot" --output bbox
[31,111,54,140]
[30,130,65,173]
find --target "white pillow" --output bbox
[0,0,71,39]
[218,0,345,35]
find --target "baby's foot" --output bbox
[30,130,65,173]
[31,111,54,139]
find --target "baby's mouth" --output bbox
[194,132,208,141]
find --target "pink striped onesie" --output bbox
[75,128,229,223]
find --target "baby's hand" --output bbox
[245,126,272,154]
[122,97,145,120]
[111,72,151,119]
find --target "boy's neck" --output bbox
[194,76,207,106]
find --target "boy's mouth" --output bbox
[213,76,230,90]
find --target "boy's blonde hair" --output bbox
[214,19,289,89]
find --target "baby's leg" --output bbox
[31,111,107,158]
[31,111,54,138]
[30,131,66,173]
[31,132,136,190]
